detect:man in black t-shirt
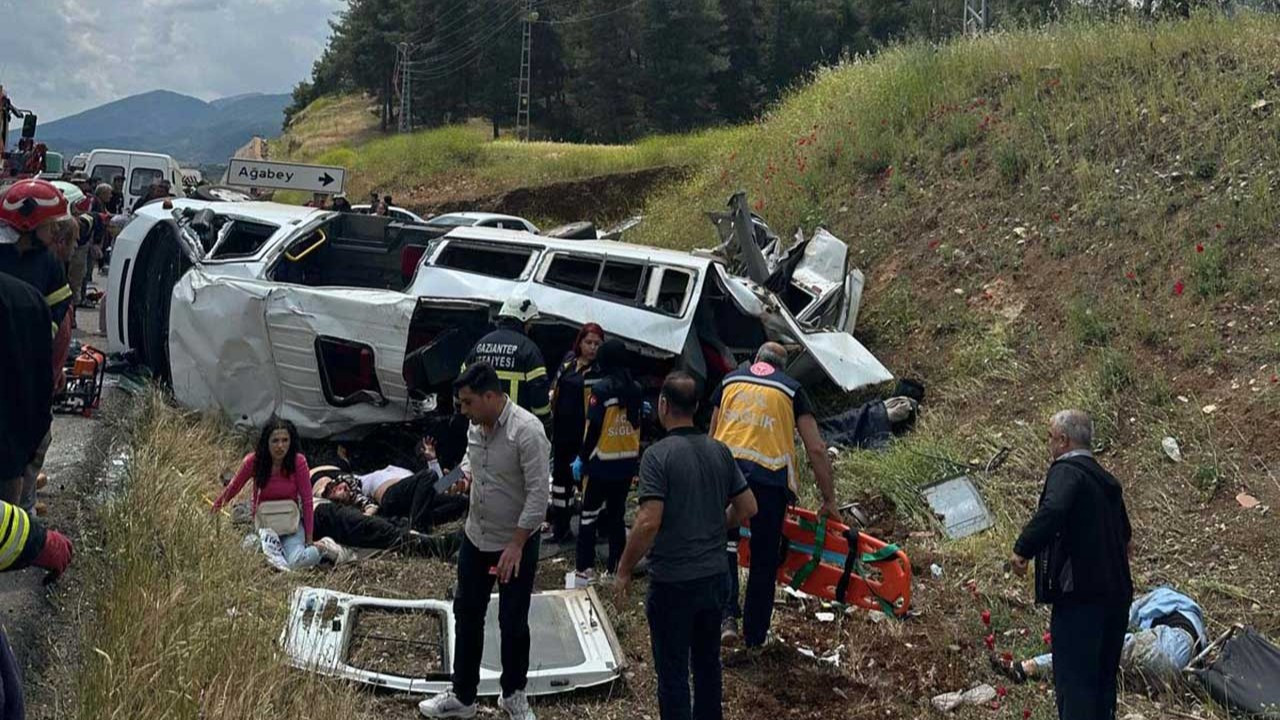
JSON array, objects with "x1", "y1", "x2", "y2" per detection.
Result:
[{"x1": 617, "y1": 372, "x2": 757, "y2": 720}]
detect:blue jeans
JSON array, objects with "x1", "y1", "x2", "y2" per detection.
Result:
[
  {"x1": 279, "y1": 527, "x2": 320, "y2": 570},
  {"x1": 647, "y1": 574, "x2": 725, "y2": 720}
]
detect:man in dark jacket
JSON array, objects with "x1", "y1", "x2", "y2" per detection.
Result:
[
  {"x1": 0, "y1": 272, "x2": 53, "y2": 506},
  {"x1": 462, "y1": 296, "x2": 551, "y2": 422},
  {"x1": 1012, "y1": 409, "x2": 1133, "y2": 720}
]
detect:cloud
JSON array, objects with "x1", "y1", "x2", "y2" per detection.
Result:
[{"x1": 0, "y1": 0, "x2": 344, "y2": 121}]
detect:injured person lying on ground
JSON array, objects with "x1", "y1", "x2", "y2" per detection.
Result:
[
  {"x1": 310, "y1": 469, "x2": 463, "y2": 560},
  {"x1": 313, "y1": 443, "x2": 469, "y2": 534},
  {"x1": 991, "y1": 587, "x2": 1207, "y2": 692}
]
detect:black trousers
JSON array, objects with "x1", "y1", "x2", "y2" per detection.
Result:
[
  {"x1": 647, "y1": 575, "x2": 725, "y2": 720},
  {"x1": 451, "y1": 534, "x2": 540, "y2": 704},
  {"x1": 724, "y1": 483, "x2": 788, "y2": 646},
  {"x1": 313, "y1": 502, "x2": 457, "y2": 558},
  {"x1": 549, "y1": 434, "x2": 582, "y2": 535},
  {"x1": 1050, "y1": 600, "x2": 1129, "y2": 720},
  {"x1": 575, "y1": 475, "x2": 629, "y2": 573},
  {"x1": 378, "y1": 471, "x2": 468, "y2": 533}
]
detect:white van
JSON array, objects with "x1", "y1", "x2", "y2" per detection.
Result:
[{"x1": 85, "y1": 149, "x2": 184, "y2": 212}]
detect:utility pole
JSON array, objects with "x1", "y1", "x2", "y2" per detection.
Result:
[
  {"x1": 397, "y1": 42, "x2": 414, "y2": 133},
  {"x1": 963, "y1": 0, "x2": 988, "y2": 35},
  {"x1": 515, "y1": 0, "x2": 535, "y2": 141}
]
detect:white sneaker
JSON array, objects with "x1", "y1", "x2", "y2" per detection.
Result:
[
  {"x1": 418, "y1": 690, "x2": 476, "y2": 718},
  {"x1": 313, "y1": 537, "x2": 341, "y2": 563},
  {"x1": 498, "y1": 690, "x2": 536, "y2": 720}
]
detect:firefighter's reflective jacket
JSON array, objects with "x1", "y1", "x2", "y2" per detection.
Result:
[
  {"x1": 712, "y1": 362, "x2": 808, "y2": 494},
  {"x1": 579, "y1": 375, "x2": 642, "y2": 481},
  {"x1": 0, "y1": 500, "x2": 45, "y2": 572},
  {"x1": 462, "y1": 323, "x2": 551, "y2": 418}
]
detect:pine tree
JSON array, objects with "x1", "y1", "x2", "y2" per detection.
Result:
[
  {"x1": 562, "y1": 0, "x2": 649, "y2": 142},
  {"x1": 642, "y1": 0, "x2": 730, "y2": 133},
  {"x1": 717, "y1": 0, "x2": 769, "y2": 122}
]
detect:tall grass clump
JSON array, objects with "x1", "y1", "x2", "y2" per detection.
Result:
[{"x1": 75, "y1": 392, "x2": 365, "y2": 719}]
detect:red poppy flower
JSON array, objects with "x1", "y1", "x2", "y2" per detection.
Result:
[
  {"x1": 753, "y1": 198, "x2": 765, "y2": 212},
  {"x1": 1050, "y1": 212, "x2": 1060, "y2": 223},
  {"x1": 1174, "y1": 280, "x2": 1185, "y2": 296},
  {"x1": 1002, "y1": 652, "x2": 1013, "y2": 663},
  {"x1": 981, "y1": 609, "x2": 991, "y2": 626},
  {"x1": 1196, "y1": 244, "x2": 1204, "y2": 253},
  {"x1": 996, "y1": 687, "x2": 1008, "y2": 699},
  {"x1": 1043, "y1": 632, "x2": 1052, "y2": 646},
  {"x1": 1125, "y1": 271, "x2": 1136, "y2": 281},
  {"x1": 1214, "y1": 223, "x2": 1223, "y2": 230},
  {"x1": 1023, "y1": 710, "x2": 1032, "y2": 720},
  {"x1": 985, "y1": 634, "x2": 996, "y2": 650},
  {"x1": 928, "y1": 240, "x2": 940, "y2": 250}
]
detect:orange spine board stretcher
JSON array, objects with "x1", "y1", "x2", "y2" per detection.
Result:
[{"x1": 738, "y1": 507, "x2": 912, "y2": 616}]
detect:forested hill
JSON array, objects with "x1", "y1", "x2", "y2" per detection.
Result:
[{"x1": 289, "y1": 0, "x2": 1074, "y2": 142}]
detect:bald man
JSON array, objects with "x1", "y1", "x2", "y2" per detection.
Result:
[
  {"x1": 711, "y1": 341, "x2": 838, "y2": 650},
  {"x1": 1012, "y1": 410, "x2": 1133, "y2": 720}
]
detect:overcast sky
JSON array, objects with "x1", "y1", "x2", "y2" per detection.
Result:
[{"x1": 0, "y1": 0, "x2": 345, "y2": 121}]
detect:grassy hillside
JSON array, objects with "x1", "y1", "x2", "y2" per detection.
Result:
[
  {"x1": 274, "y1": 95, "x2": 740, "y2": 215},
  {"x1": 628, "y1": 15, "x2": 1280, "y2": 705}
]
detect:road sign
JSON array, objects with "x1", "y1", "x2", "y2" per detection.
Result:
[{"x1": 225, "y1": 158, "x2": 347, "y2": 194}]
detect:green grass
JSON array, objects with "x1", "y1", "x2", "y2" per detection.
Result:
[
  {"x1": 275, "y1": 103, "x2": 742, "y2": 206},
  {"x1": 75, "y1": 394, "x2": 367, "y2": 720}
]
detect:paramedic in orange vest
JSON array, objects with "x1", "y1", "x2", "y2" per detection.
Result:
[
  {"x1": 571, "y1": 338, "x2": 642, "y2": 585},
  {"x1": 712, "y1": 341, "x2": 839, "y2": 649}
]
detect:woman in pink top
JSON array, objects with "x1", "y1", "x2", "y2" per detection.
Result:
[{"x1": 211, "y1": 418, "x2": 322, "y2": 570}]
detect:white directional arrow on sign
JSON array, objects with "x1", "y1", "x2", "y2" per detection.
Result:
[{"x1": 226, "y1": 158, "x2": 348, "y2": 195}]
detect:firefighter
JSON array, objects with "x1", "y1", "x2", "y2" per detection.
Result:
[
  {"x1": 546, "y1": 322, "x2": 604, "y2": 542},
  {"x1": 712, "y1": 341, "x2": 839, "y2": 650},
  {"x1": 0, "y1": 497, "x2": 74, "y2": 719},
  {"x1": 571, "y1": 339, "x2": 641, "y2": 584},
  {"x1": 462, "y1": 296, "x2": 551, "y2": 423}
]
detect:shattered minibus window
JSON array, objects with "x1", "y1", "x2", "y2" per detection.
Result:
[{"x1": 434, "y1": 242, "x2": 535, "y2": 280}]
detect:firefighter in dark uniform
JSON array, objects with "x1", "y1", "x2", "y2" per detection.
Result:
[
  {"x1": 546, "y1": 322, "x2": 604, "y2": 542},
  {"x1": 572, "y1": 339, "x2": 641, "y2": 584},
  {"x1": 461, "y1": 296, "x2": 551, "y2": 423},
  {"x1": 713, "y1": 341, "x2": 840, "y2": 650}
]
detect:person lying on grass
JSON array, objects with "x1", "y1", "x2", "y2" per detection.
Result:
[
  {"x1": 311, "y1": 470, "x2": 463, "y2": 560},
  {"x1": 991, "y1": 586, "x2": 1206, "y2": 693},
  {"x1": 318, "y1": 437, "x2": 468, "y2": 534}
]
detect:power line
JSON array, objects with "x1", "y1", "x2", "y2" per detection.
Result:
[
  {"x1": 402, "y1": 8, "x2": 525, "y2": 81},
  {"x1": 530, "y1": 0, "x2": 644, "y2": 25}
]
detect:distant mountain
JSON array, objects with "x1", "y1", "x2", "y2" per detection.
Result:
[{"x1": 36, "y1": 90, "x2": 290, "y2": 165}]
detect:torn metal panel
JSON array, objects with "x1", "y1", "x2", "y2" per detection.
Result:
[
  {"x1": 920, "y1": 475, "x2": 995, "y2": 539},
  {"x1": 169, "y1": 272, "x2": 418, "y2": 437},
  {"x1": 706, "y1": 191, "x2": 778, "y2": 283},
  {"x1": 281, "y1": 586, "x2": 625, "y2": 697},
  {"x1": 169, "y1": 270, "x2": 279, "y2": 431},
  {"x1": 838, "y1": 269, "x2": 864, "y2": 334},
  {"x1": 788, "y1": 228, "x2": 849, "y2": 327}
]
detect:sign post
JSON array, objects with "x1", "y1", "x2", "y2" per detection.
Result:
[{"x1": 225, "y1": 158, "x2": 347, "y2": 195}]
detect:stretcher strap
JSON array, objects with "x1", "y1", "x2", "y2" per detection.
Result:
[
  {"x1": 821, "y1": 524, "x2": 900, "y2": 618},
  {"x1": 790, "y1": 517, "x2": 826, "y2": 590}
]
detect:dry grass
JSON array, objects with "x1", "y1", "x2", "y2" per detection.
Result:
[{"x1": 74, "y1": 391, "x2": 369, "y2": 720}]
